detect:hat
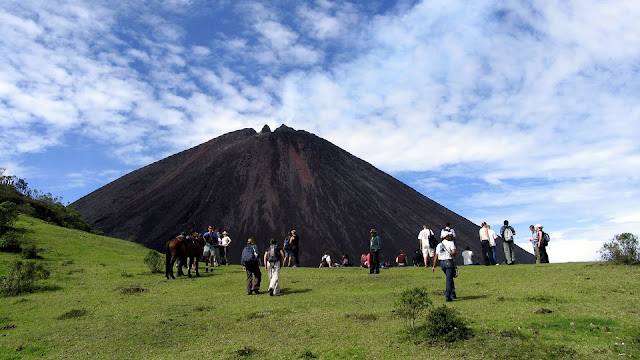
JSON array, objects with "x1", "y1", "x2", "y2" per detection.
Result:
[
  {"x1": 535, "y1": 224, "x2": 542, "y2": 229},
  {"x1": 291, "y1": 229, "x2": 296, "y2": 234},
  {"x1": 370, "y1": 228, "x2": 377, "y2": 233}
]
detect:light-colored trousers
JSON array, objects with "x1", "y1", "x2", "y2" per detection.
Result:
[
  {"x1": 503, "y1": 241, "x2": 515, "y2": 264},
  {"x1": 267, "y1": 261, "x2": 281, "y2": 294}
]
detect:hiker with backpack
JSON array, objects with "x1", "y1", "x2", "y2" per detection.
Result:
[
  {"x1": 264, "y1": 238, "x2": 285, "y2": 296},
  {"x1": 536, "y1": 224, "x2": 550, "y2": 263},
  {"x1": 418, "y1": 224, "x2": 437, "y2": 268},
  {"x1": 241, "y1": 238, "x2": 261, "y2": 295},
  {"x1": 433, "y1": 226, "x2": 457, "y2": 302},
  {"x1": 500, "y1": 220, "x2": 517, "y2": 265}
]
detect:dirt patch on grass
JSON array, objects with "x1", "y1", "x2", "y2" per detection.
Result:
[
  {"x1": 56, "y1": 309, "x2": 87, "y2": 320},
  {"x1": 121, "y1": 286, "x2": 146, "y2": 294}
]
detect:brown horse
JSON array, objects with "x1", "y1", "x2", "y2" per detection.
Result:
[{"x1": 165, "y1": 233, "x2": 205, "y2": 279}]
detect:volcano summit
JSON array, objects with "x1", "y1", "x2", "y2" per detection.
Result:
[{"x1": 72, "y1": 125, "x2": 534, "y2": 266}]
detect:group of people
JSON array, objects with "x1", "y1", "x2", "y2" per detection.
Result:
[
  {"x1": 195, "y1": 220, "x2": 549, "y2": 300},
  {"x1": 239, "y1": 230, "x2": 301, "y2": 296},
  {"x1": 200, "y1": 226, "x2": 232, "y2": 271}
]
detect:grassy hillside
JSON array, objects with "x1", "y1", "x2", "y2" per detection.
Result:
[{"x1": 1, "y1": 216, "x2": 639, "y2": 359}]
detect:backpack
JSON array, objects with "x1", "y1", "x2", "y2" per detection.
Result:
[
  {"x1": 283, "y1": 237, "x2": 291, "y2": 250},
  {"x1": 428, "y1": 230, "x2": 438, "y2": 248},
  {"x1": 542, "y1": 231, "x2": 550, "y2": 246},
  {"x1": 267, "y1": 244, "x2": 279, "y2": 263},
  {"x1": 503, "y1": 227, "x2": 514, "y2": 242},
  {"x1": 241, "y1": 245, "x2": 257, "y2": 264}
]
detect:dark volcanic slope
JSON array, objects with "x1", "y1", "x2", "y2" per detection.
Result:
[{"x1": 72, "y1": 125, "x2": 534, "y2": 266}]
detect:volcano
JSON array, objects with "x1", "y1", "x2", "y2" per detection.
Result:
[{"x1": 72, "y1": 125, "x2": 534, "y2": 266}]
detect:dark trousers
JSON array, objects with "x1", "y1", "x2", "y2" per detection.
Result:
[
  {"x1": 370, "y1": 250, "x2": 380, "y2": 274},
  {"x1": 539, "y1": 245, "x2": 549, "y2": 263},
  {"x1": 245, "y1": 262, "x2": 261, "y2": 294},
  {"x1": 481, "y1": 240, "x2": 495, "y2": 265},
  {"x1": 440, "y1": 260, "x2": 456, "y2": 300},
  {"x1": 291, "y1": 246, "x2": 299, "y2": 266}
]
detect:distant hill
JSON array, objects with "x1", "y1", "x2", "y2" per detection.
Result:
[{"x1": 72, "y1": 125, "x2": 534, "y2": 266}]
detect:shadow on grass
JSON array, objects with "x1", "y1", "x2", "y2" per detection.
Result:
[
  {"x1": 455, "y1": 295, "x2": 489, "y2": 301},
  {"x1": 280, "y1": 287, "x2": 312, "y2": 294}
]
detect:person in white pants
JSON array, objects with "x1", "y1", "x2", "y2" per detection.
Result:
[{"x1": 264, "y1": 238, "x2": 285, "y2": 296}]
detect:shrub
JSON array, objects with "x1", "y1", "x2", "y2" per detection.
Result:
[
  {"x1": 425, "y1": 305, "x2": 472, "y2": 342},
  {"x1": 1, "y1": 260, "x2": 50, "y2": 296},
  {"x1": 599, "y1": 233, "x2": 639, "y2": 264},
  {"x1": 21, "y1": 243, "x2": 42, "y2": 259},
  {"x1": 0, "y1": 201, "x2": 19, "y2": 235},
  {"x1": 395, "y1": 286, "x2": 432, "y2": 331},
  {"x1": 144, "y1": 250, "x2": 163, "y2": 273},
  {"x1": 0, "y1": 231, "x2": 23, "y2": 253}
]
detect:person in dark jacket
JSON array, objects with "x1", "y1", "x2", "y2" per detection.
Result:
[{"x1": 241, "y1": 238, "x2": 261, "y2": 295}]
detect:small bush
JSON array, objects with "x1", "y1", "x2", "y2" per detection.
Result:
[
  {"x1": 425, "y1": 305, "x2": 472, "y2": 342},
  {"x1": 21, "y1": 243, "x2": 42, "y2": 259},
  {"x1": 144, "y1": 250, "x2": 163, "y2": 273},
  {"x1": 395, "y1": 286, "x2": 432, "y2": 331},
  {"x1": 1, "y1": 260, "x2": 50, "y2": 296},
  {"x1": 0, "y1": 231, "x2": 23, "y2": 253},
  {"x1": 599, "y1": 233, "x2": 639, "y2": 264}
]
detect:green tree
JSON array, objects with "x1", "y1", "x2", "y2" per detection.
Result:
[
  {"x1": 0, "y1": 201, "x2": 19, "y2": 235},
  {"x1": 599, "y1": 233, "x2": 639, "y2": 264}
]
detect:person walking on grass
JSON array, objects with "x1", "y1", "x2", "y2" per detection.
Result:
[
  {"x1": 369, "y1": 229, "x2": 381, "y2": 274},
  {"x1": 418, "y1": 224, "x2": 436, "y2": 267},
  {"x1": 264, "y1": 238, "x2": 284, "y2": 296},
  {"x1": 241, "y1": 238, "x2": 261, "y2": 295},
  {"x1": 500, "y1": 220, "x2": 516, "y2": 265},
  {"x1": 432, "y1": 227, "x2": 457, "y2": 302}
]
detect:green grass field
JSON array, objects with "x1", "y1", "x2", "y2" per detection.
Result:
[{"x1": 1, "y1": 215, "x2": 639, "y2": 359}]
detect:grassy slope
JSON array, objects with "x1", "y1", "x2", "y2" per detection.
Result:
[{"x1": 0, "y1": 215, "x2": 639, "y2": 359}]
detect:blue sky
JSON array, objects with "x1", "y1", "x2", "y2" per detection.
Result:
[{"x1": 1, "y1": 0, "x2": 639, "y2": 262}]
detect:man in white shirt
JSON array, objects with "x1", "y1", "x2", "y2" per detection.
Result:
[
  {"x1": 432, "y1": 230, "x2": 457, "y2": 302},
  {"x1": 417, "y1": 224, "x2": 435, "y2": 268}
]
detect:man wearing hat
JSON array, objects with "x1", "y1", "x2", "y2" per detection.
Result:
[{"x1": 369, "y1": 229, "x2": 381, "y2": 274}]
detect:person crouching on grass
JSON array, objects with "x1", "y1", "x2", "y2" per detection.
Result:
[{"x1": 432, "y1": 229, "x2": 457, "y2": 302}]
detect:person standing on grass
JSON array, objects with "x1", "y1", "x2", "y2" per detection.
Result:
[
  {"x1": 487, "y1": 225, "x2": 499, "y2": 265},
  {"x1": 418, "y1": 224, "x2": 436, "y2": 267},
  {"x1": 202, "y1": 225, "x2": 218, "y2": 272},
  {"x1": 479, "y1": 222, "x2": 495, "y2": 265},
  {"x1": 432, "y1": 227, "x2": 457, "y2": 302},
  {"x1": 219, "y1": 230, "x2": 232, "y2": 265},
  {"x1": 369, "y1": 229, "x2": 381, "y2": 274},
  {"x1": 536, "y1": 224, "x2": 549, "y2": 263},
  {"x1": 529, "y1": 224, "x2": 541, "y2": 264},
  {"x1": 500, "y1": 220, "x2": 517, "y2": 265},
  {"x1": 241, "y1": 238, "x2": 261, "y2": 295},
  {"x1": 289, "y1": 229, "x2": 300, "y2": 267},
  {"x1": 264, "y1": 238, "x2": 284, "y2": 296},
  {"x1": 282, "y1": 231, "x2": 292, "y2": 267}
]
